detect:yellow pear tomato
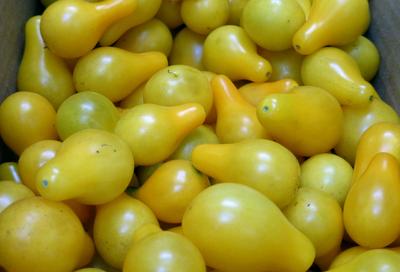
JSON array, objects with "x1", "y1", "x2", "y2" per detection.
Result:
[
  {"x1": 238, "y1": 78, "x2": 298, "y2": 107},
  {"x1": 169, "y1": 28, "x2": 206, "y2": 70},
  {"x1": 344, "y1": 153, "x2": 400, "y2": 248},
  {"x1": 115, "y1": 18, "x2": 173, "y2": 56},
  {"x1": 115, "y1": 103, "x2": 205, "y2": 166},
  {"x1": 241, "y1": 0, "x2": 305, "y2": 51},
  {"x1": 339, "y1": 36, "x2": 380, "y2": 81},
  {"x1": 93, "y1": 194, "x2": 159, "y2": 269},
  {"x1": 124, "y1": 230, "x2": 206, "y2": 272},
  {"x1": 353, "y1": 122, "x2": 400, "y2": 182},
  {"x1": 18, "y1": 140, "x2": 61, "y2": 194},
  {"x1": 0, "y1": 197, "x2": 92, "y2": 272},
  {"x1": 134, "y1": 160, "x2": 210, "y2": 223},
  {"x1": 257, "y1": 85, "x2": 343, "y2": 156},
  {"x1": 330, "y1": 246, "x2": 369, "y2": 269},
  {"x1": 144, "y1": 65, "x2": 213, "y2": 114},
  {"x1": 284, "y1": 187, "x2": 344, "y2": 257},
  {"x1": 156, "y1": 0, "x2": 184, "y2": 29},
  {"x1": 56, "y1": 91, "x2": 120, "y2": 140},
  {"x1": 203, "y1": 25, "x2": 272, "y2": 82},
  {"x1": 0, "y1": 181, "x2": 34, "y2": 213},
  {"x1": 0, "y1": 92, "x2": 58, "y2": 155},
  {"x1": 300, "y1": 153, "x2": 353, "y2": 206},
  {"x1": 192, "y1": 139, "x2": 300, "y2": 208},
  {"x1": 182, "y1": 183, "x2": 315, "y2": 272},
  {"x1": 335, "y1": 98, "x2": 399, "y2": 165},
  {"x1": 73, "y1": 47, "x2": 167, "y2": 102},
  {"x1": 36, "y1": 129, "x2": 134, "y2": 205},
  {"x1": 212, "y1": 75, "x2": 269, "y2": 143},
  {"x1": 326, "y1": 249, "x2": 400, "y2": 272},
  {"x1": 181, "y1": 0, "x2": 229, "y2": 35}
]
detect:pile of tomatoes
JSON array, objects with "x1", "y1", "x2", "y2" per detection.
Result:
[{"x1": 1, "y1": 0, "x2": 400, "y2": 271}]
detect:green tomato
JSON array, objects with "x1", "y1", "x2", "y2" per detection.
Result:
[{"x1": 56, "y1": 92, "x2": 120, "y2": 140}]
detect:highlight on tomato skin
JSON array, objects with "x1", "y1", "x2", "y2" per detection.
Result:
[{"x1": 1, "y1": 0, "x2": 400, "y2": 271}]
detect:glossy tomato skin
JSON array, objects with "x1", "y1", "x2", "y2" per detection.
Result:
[
  {"x1": 192, "y1": 139, "x2": 301, "y2": 209},
  {"x1": 326, "y1": 249, "x2": 400, "y2": 272},
  {"x1": 181, "y1": 0, "x2": 229, "y2": 35},
  {"x1": 352, "y1": 122, "x2": 400, "y2": 182},
  {"x1": 284, "y1": 187, "x2": 344, "y2": 258},
  {"x1": 115, "y1": 18, "x2": 173, "y2": 56},
  {"x1": 123, "y1": 231, "x2": 206, "y2": 272},
  {"x1": 36, "y1": 129, "x2": 134, "y2": 205},
  {"x1": 0, "y1": 197, "x2": 92, "y2": 272},
  {"x1": 93, "y1": 194, "x2": 159, "y2": 269},
  {"x1": 56, "y1": 91, "x2": 120, "y2": 140},
  {"x1": 0, "y1": 181, "x2": 34, "y2": 213},
  {"x1": 144, "y1": 65, "x2": 213, "y2": 115},
  {"x1": 344, "y1": 153, "x2": 400, "y2": 248},
  {"x1": 300, "y1": 153, "x2": 353, "y2": 206},
  {"x1": 0, "y1": 92, "x2": 58, "y2": 155},
  {"x1": 134, "y1": 160, "x2": 210, "y2": 223},
  {"x1": 182, "y1": 183, "x2": 315, "y2": 272},
  {"x1": 18, "y1": 139, "x2": 61, "y2": 194},
  {"x1": 334, "y1": 98, "x2": 399, "y2": 165},
  {"x1": 0, "y1": 162, "x2": 22, "y2": 183}
]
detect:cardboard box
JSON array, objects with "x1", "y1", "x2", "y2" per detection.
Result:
[{"x1": 0, "y1": 0, "x2": 399, "y2": 161}]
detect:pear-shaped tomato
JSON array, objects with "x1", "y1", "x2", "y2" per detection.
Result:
[
  {"x1": 344, "y1": 153, "x2": 400, "y2": 248},
  {"x1": 257, "y1": 86, "x2": 343, "y2": 156},
  {"x1": 182, "y1": 183, "x2": 315, "y2": 272},
  {"x1": 36, "y1": 129, "x2": 134, "y2": 205},
  {"x1": 114, "y1": 103, "x2": 205, "y2": 166},
  {"x1": 192, "y1": 139, "x2": 300, "y2": 208}
]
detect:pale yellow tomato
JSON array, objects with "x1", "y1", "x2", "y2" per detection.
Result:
[
  {"x1": 300, "y1": 153, "x2": 353, "y2": 206},
  {"x1": 182, "y1": 183, "x2": 315, "y2": 272},
  {"x1": 123, "y1": 231, "x2": 206, "y2": 272},
  {"x1": 93, "y1": 194, "x2": 159, "y2": 269},
  {"x1": 0, "y1": 181, "x2": 34, "y2": 213}
]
